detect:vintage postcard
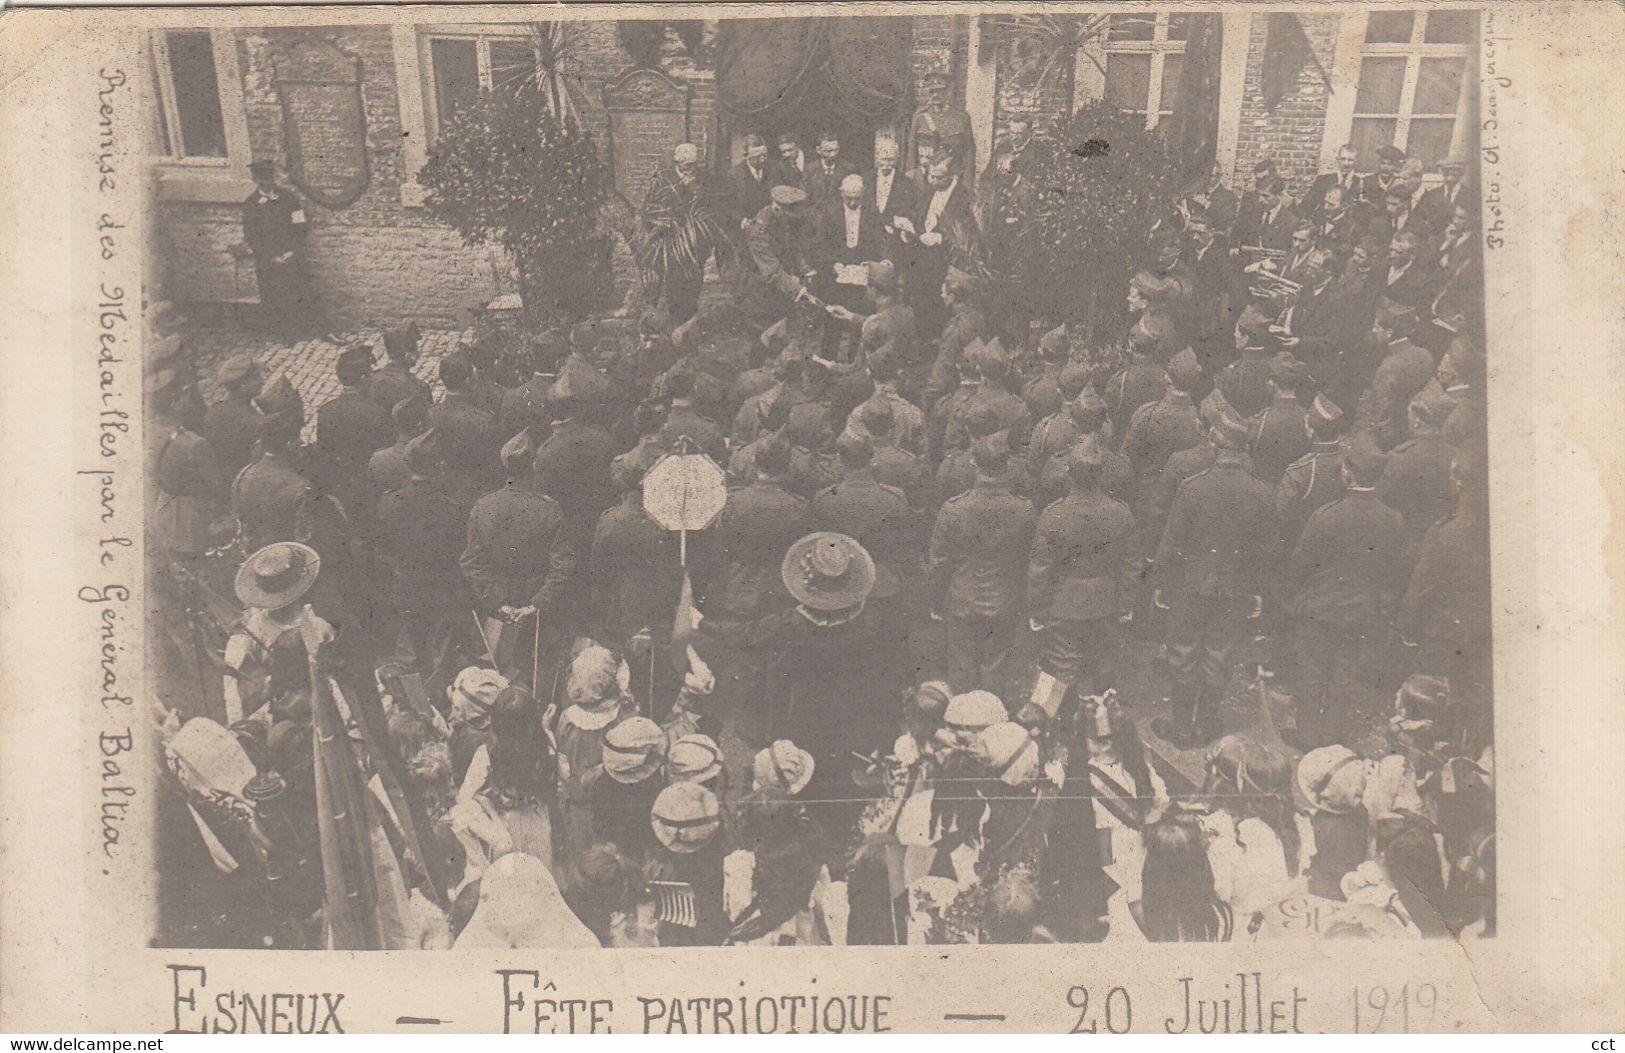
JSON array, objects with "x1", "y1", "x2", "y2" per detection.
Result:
[{"x1": 0, "y1": 0, "x2": 1620, "y2": 1034}]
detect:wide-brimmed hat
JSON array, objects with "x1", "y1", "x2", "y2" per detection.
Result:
[
  {"x1": 449, "y1": 667, "x2": 509, "y2": 725},
  {"x1": 781, "y1": 531, "x2": 875, "y2": 613},
  {"x1": 650, "y1": 781, "x2": 722, "y2": 852},
  {"x1": 666, "y1": 734, "x2": 724, "y2": 785},
  {"x1": 602, "y1": 717, "x2": 665, "y2": 784},
  {"x1": 1297, "y1": 744, "x2": 1367, "y2": 814},
  {"x1": 234, "y1": 542, "x2": 321, "y2": 610},
  {"x1": 752, "y1": 739, "x2": 816, "y2": 796},
  {"x1": 945, "y1": 690, "x2": 1007, "y2": 731}
]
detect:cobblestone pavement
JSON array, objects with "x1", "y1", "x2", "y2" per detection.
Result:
[{"x1": 186, "y1": 323, "x2": 475, "y2": 441}]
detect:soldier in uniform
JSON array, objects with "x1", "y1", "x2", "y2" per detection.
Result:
[
  {"x1": 1027, "y1": 436, "x2": 1140, "y2": 694},
  {"x1": 1274, "y1": 393, "x2": 1348, "y2": 550},
  {"x1": 1151, "y1": 412, "x2": 1275, "y2": 748},
  {"x1": 152, "y1": 373, "x2": 229, "y2": 568},
  {"x1": 1020, "y1": 325, "x2": 1072, "y2": 423},
  {"x1": 1123, "y1": 347, "x2": 1205, "y2": 487},
  {"x1": 1378, "y1": 387, "x2": 1460, "y2": 540},
  {"x1": 1354, "y1": 300, "x2": 1433, "y2": 450},
  {"x1": 368, "y1": 396, "x2": 428, "y2": 502},
  {"x1": 588, "y1": 451, "x2": 680, "y2": 709},
  {"x1": 738, "y1": 184, "x2": 818, "y2": 327},
  {"x1": 940, "y1": 340, "x2": 1031, "y2": 466},
  {"x1": 1034, "y1": 388, "x2": 1135, "y2": 510},
  {"x1": 935, "y1": 399, "x2": 1030, "y2": 505},
  {"x1": 429, "y1": 354, "x2": 500, "y2": 490},
  {"x1": 691, "y1": 437, "x2": 809, "y2": 747},
  {"x1": 497, "y1": 331, "x2": 564, "y2": 442},
  {"x1": 655, "y1": 364, "x2": 728, "y2": 463},
  {"x1": 231, "y1": 412, "x2": 313, "y2": 553},
  {"x1": 313, "y1": 343, "x2": 391, "y2": 523},
  {"x1": 923, "y1": 267, "x2": 990, "y2": 408},
  {"x1": 1287, "y1": 438, "x2": 1410, "y2": 749},
  {"x1": 844, "y1": 343, "x2": 925, "y2": 454},
  {"x1": 1216, "y1": 305, "x2": 1278, "y2": 418},
  {"x1": 1026, "y1": 365, "x2": 1094, "y2": 478},
  {"x1": 1244, "y1": 352, "x2": 1312, "y2": 485},
  {"x1": 370, "y1": 324, "x2": 431, "y2": 415},
  {"x1": 203, "y1": 353, "x2": 264, "y2": 482},
  {"x1": 375, "y1": 431, "x2": 468, "y2": 671},
  {"x1": 1105, "y1": 328, "x2": 1171, "y2": 442},
  {"x1": 927, "y1": 433, "x2": 1037, "y2": 694},
  {"x1": 855, "y1": 399, "x2": 930, "y2": 509},
  {"x1": 459, "y1": 431, "x2": 577, "y2": 685}
]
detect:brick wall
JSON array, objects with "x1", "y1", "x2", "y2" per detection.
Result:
[{"x1": 1233, "y1": 13, "x2": 1341, "y2": 197}]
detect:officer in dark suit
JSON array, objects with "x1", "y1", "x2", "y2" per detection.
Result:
[
  {"x1": 1028, "y1": 436, "x2": 1140, "y2": 694},
  {"x1": 1274, "y1": 394, "x2": 1348, "y2": 550},
  {"x1": 1152, "y1": 411, "x2": 1276, "y2": 747},
  {"x1": 927, "y1": 433, "x2": 1037, "y2": 693},
  {"x1": 203, "y1": 353, "x2": 264, "y2": 482},
  {"x1": 1230, "y1": 158, "x2": 1278, "y2": 250},
  {"x1": 1244, "y1": 353, "x2": 1312, "y2": 486},
  {"x1": 428, "y1": 354, "x2": 500, "y2": 503},
  {"x1": 242, "y1": 160, "x2": 310, "y2": 336},
  {"x1": 369, "y1": 324, "x2": 431, "y2": 414},
  {"x1": 459, "y1": 431, "x2": 577, "y2": 681},
  {"x1": 1288, "y1": 437, "x2": 1410, "y2": 748},
  {"x1": 1215, "y1": 305, "x2": 1280, "y2": 419}
]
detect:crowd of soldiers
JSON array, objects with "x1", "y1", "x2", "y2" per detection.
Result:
[{"x1": 144, "y1": 124, "x2": 1493, "y2": 949}]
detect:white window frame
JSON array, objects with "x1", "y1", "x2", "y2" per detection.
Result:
[
  {"x1": 1321, "y1": 11, "x2": 1474, "y2": 180},
  {"x1": 1075, "y1": 12, "x2": 1188, "y2": 130},
  {"x1": 150, "y1": 29, "x2": 252, "y2": 199},
  {"x1": 416, "y1": 25, "x2": 540, "y2": 148}
]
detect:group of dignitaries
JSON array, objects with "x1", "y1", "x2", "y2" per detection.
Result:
[{"x1": 144, "y1": 130, "x2": 1493, "y2": 950}]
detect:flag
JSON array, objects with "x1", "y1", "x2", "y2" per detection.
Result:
[{"x1": 1261, "y1": 13, "x2": 1331, "y2": 111}]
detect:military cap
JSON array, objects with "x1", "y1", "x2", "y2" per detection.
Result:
[
  {"x1": 971, "y1": 431, "x2": 1010, "y2": 472},
  {"x1": 978, "y1": 337, "x2": 1010, "y2": 376},
  {"x1": 404, "y1": 428, "x2": 442, "y2": 474},
  {"x1": 1269, "y1": 352, "x2": 1308, "y2": 387},
  {"x1": 866, "y1": 258, "x2": 898, "y2": 293},
  {"x1": 836, "y1": 429, "x2": 874, "y2": 465},
  {"x1": 770, "y1": 184, "x2": 808, "y2": 207},
  {"x1": 1344, "y1": 435, "x2": 1388, "y2": 479},
  {"x1": 1209, "y1": 411, "x2": 1251, "y2": 451},
  {"x1": 216, "y1": 353, "x2": 258, "y2": 387},
  {"x1": 1237, "y1": 304, "x2": 1274, "y2": 340},
  {"x1": 1169, "y1": 346, "x2": 1204, "y2": 386},
  {"x1": 254, "y1": 374, "x2": 301, "y2": 421},
  {"x1": 500, "y1": 428, "x2": 535, "y2": 474},
  {"x1": 1058, "y1": 361, "x2": 1092, "y2": 400},
  {"x1": 1068, "y1": 386, "x2": 1108, "y2": 431},
  {"x1": 1038, "y1": 323, "x2": 1069, "y2": 361},
  {"x1": 1309, "y1": 393, "x2": 1344, "y2": 427},
  {"x1": 858, "y1": 397, "x2": 895, "y2": 433},
  {"x1": 611, "y1": 445, "x2": 655, "y2": 490},
  {"x1": 336, "y1": 342, "x2": 375, "y2": 377},
  {"x1": 1068, "y1": 433, "x2": 1109, "y2": 471},
  {"x1": 257, "y1": 410, "x2": 302, "y2": 447}
]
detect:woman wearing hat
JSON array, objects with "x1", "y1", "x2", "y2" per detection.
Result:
[
  {"x1": 648, "y1": 781, "x2": 729, "y2": 946},
  {"x1": 222, "y1": 542, "x2": 326, "y2": 725},
  {"x1": 449, "y1": 686, "x2": 558, "y2": 892}
]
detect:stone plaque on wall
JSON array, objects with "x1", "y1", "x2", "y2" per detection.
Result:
[
  {"x1": 603, "y1": 68, "x2": 691, "y2": 208},
  {"x1": 273, "y1": 38, "x2": 370, "y2": 208}
]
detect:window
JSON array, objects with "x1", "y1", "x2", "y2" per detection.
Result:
[
  {"x1": 1348, "y1": 10, "x2": 1474, "y2": 169},
  {"x1": 153, "y1": 30, "x2": 229, "y2": 160},
  {"x1": 1101, "y1": 13, "x2": 1188, "y2": 128},
  {"x1": 420, "y1": 29, "x2": 541, "y2": 144}
]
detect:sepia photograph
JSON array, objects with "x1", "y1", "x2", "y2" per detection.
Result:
[{"x1": 133, "y1": 4, "x2": 1497, "y2": 954}]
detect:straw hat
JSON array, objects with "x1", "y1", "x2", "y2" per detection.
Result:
[
  {"x1": 751, "y1": 739, "x2": 816, "y2": 796},
  {"x1": 233, "y1": 542, "x2": 320, "y2": 611},
  {"x1": 650, "y1": 782, "x2": 721, "y2": 853}
]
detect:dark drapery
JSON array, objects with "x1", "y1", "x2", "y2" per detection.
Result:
[
  {"x1": 1168, "y1": 13, "x2": 1224, "y2": 180},
  {"x1": 717, "y1": 17, "x2": 910, "y2": 131}
]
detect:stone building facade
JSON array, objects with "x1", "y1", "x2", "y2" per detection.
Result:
[{"x1": 148, "y1": 9, "x2": 1476, "y2": 327}]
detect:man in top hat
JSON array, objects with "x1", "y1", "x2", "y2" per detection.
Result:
[
  {"x1": 1288, "y1": 436, "x2": 1410, "y2": 749},
  {"x1": 1152, "y1": 410, "x2": 1276, "y2": 747},
  {"x1": 1355, "y1": 300, "x2": 1434, "y2": 450},
  {"x1": 1028, "y1": 436, "x2": 1140, "y2": 695},
  {"x1": 1378, "y1": 387, "x2": 1461, "y2": 539},
  {"x1": 204, "y1": 353, "x2": 265, "y2": 482},
  {"x1": 314, "y1": 343, "x2": 391, "y2": 503},
  {"x1": 459, "y1": 430, "x2": 577, "y2": 680},
  {"x1": 375, "y1": 430, "x2": 469, "y2": 669},
  {"x1": 739, "y1": 184, "x2": 819, "y2": 325},
  {"x1": 1123, "y1": 347, "x2": 1205, "y2": 486},
  {"x1": 1275, "y1": 393, "x2": 1349, "y2": 550},
  {"x1": 242, "y1": 159, "x2": 311, "y2": 337},
  {"x1": 370, "y1": 323, "x2": 431, "y2": 414},
  {"x1": 1244, "y1": 352, "x2": 1312, "y2": 486},
  {"x1": 928, "y1": 433, "x2": 1037, "y2": 693}
]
